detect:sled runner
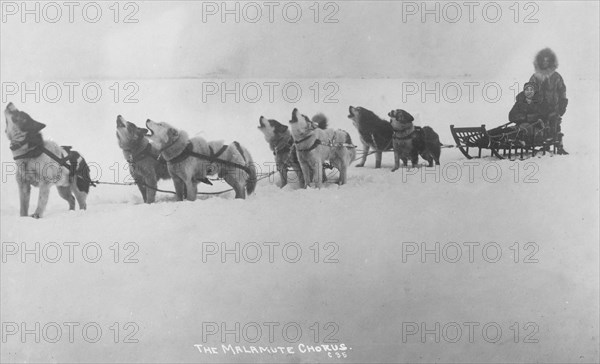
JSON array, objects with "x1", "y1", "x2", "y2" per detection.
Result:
[{"x1": 450, "y1": 121, "x2": 561, "y2": 160}]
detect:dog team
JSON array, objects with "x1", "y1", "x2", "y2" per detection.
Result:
[{"x1": 5, "y1": 102, "x2": 443, "y2": 218}]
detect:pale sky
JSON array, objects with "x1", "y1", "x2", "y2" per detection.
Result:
[{"x1": 1, "y1": 1, "x2": 598, "y2": 81}]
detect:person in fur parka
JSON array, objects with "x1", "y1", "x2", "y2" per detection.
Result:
[{"x1": 529, "y1": 48, "x2": 568, "y2": 154}]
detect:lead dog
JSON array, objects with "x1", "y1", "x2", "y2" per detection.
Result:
[
  {"x1": 347, "y1": 106, "x2": 394, "y2": 168},
  {"x1": 116, "y1": 115, "x2": 171, "y2": 203},
  {"x1": 146, "y1": 119, "x2": 256, "y2": 200},
  {"x1": 388, "y1": 109, "x2": 441, "y2": 170},
  {"x1": 4, "y1": 103, "x2": 90, "y2": 218},
  {"x1": 289, "y1": 108, "x2": 355, "y2": 188}
]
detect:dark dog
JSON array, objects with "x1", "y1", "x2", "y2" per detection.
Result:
[
  {"x1": 388, "y1": 109, "x2": 441, "y2": 170},
  {"x1": 116, "y1": 115, "x2": 171, "y2": 203},
  {"x1": 257, "y1": 116, "x2": 304, "y2": 188},
  {"x1": 347, "y1": 106, "x2": 394, "y2": 168}
]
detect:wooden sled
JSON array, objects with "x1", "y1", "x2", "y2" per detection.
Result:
[{"x1": 450, "y1": 122, "x2": 561, "y2": 160}]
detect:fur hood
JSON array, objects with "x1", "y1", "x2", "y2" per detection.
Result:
[{"x1": 533, "y1": 48, "x2": 558, "y2": 76}]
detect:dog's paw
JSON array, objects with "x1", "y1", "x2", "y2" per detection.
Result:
[
  {"x1": 30, "y1": 213, "x2": 41, "y2": 219},
  {"x1": 391, "y1": 167, "x2": 398, "y2": 172},
  {"x1": 355, "y1": 163, "x2": 364, "y2": 168}
]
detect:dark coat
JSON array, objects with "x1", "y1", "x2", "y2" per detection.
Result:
[
  {"x1": 509, "y1": 91, "x2": 550, "y2": 125},
  {"x1": 529, "y1": 48, "x2": 568, "y2": 116}
]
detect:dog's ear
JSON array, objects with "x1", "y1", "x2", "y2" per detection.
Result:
[
  {"x1": 401, "y1": 110, "x2": 414, "y2": 123},
  {"x1": 23, "y1": 117, "x2": 46, "y2": 133},
  {"x1": 274, "y1": 122, "x2": 288, "y2": 133},
  {"x1": 167, "y1": 128, "x2": 179, "y2": 140},
  {"x1": 126, "y1": 121, "x2": 137, "y2": 133}
]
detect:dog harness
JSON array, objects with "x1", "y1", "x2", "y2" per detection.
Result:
[
  {"x1": 12, "y1": 141, "x2": 96, "y2": 189},
  {"x1": 12, "y1": 146, "x2": 44, "y2": 159},
  {"x1": 295, "y1": 133, "x2": 356, "y2": 152},
  {"x1": 269, "y1": 136, "x2": 300, "y2": 171},
  {"x1": 10, "y1": 133, "x2": 45, "y2": 158},
  {"x1": 272, "y1": 136, "x2": 294, "y2": 156},
  {"x1": 164, "y1": 141, "x2": 253, "y2": 176},
  {"x1": 370, "y1": 133, "x2": 393, "y2": 151},
  {"x1": 296, "y1": 138, "x2": 322, "y2": 152},
  {"x1": 393, "y1": 126, "x2": 420, "y2": 140}
]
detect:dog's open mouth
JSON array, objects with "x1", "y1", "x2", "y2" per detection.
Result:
[
  {"x1": 348, "y1": 106, "x2": 354, "y2": 118},
  {"x1": 116, "y1": 115, "x2": 125, "y2": 128},
  {"x1": 145, "y1": 120, "x2": 155, "y2": 136},
  {"x1": 290, "y1": 108, "x2": 299, "y2": 123}
]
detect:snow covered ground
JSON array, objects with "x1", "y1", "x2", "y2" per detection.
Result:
[{"x1": 1, "y1": 77, "x2": 598, "y2": 363}]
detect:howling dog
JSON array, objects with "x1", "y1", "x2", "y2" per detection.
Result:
[
  {"x1": 289, "y1": 108, "x2": 355, "y2": 188},
  {"x1": 257, "y1": 116, "x2": 304, "y2": 188},
  {"x1": 388, "y1": 109, "x2": 442, "y2": 170},
  {"x1": 116, "y1": 115, "x2": 171, "y2": 203},
  {"x1": 347, "y1": 106, "x2": 394, "y2": 168},
  {"x1": 4, "y1": 103, "x2": 91, "y2": 218},
  {"x1": 146, "y1": 119, "x2": 256, "y2": 200},
  {"x1": 258, "y1": 116, "x2": 328, "y2": 188}
]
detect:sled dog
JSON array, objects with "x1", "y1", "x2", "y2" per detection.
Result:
[
  {"x1": 388, "y1": 109, "x2": 441, "y2": 170},
  {"x1": 347, "y1": 106, "x2": 394, "y2": 168},
  {"x1": 116, "y1": 115, "x2": 172, "y2": 203},
  {"x1": 4, "y1": 102, "x2": 90, "y2": 218},
  {"x1": 146, "y1": 119, "x2": 256, "y2": 200},
  {"x1": 289, "y1": 108, "x2": 355, "y2": 188},
  {"x1": 258, "y1": 115, "x2": 329, "y2": 188}
]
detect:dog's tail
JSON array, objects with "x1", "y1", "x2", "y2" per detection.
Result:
[
  {"x1": 345, "y1": 132, "x2": 357, "y2": 161},
  {"x1": 312, "y1": 113, "x2": 328, "y2": 129},
  {"x1": 233, "y1": 141, "x2": 257, "y2": 195},
  {"x1": 246, "y1": 158, "x2": 257, "y2": 196},
  {"x1": 71, "y1": 152, "x2": 92, "y2": 193}
]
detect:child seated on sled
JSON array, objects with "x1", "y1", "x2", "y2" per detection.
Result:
[
  {"x1": 486, "y1": 82, "x2": 550, "y2": 147},
  {"x1": 507, "y1": 82, "x2": 551, "y2": 144}
]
